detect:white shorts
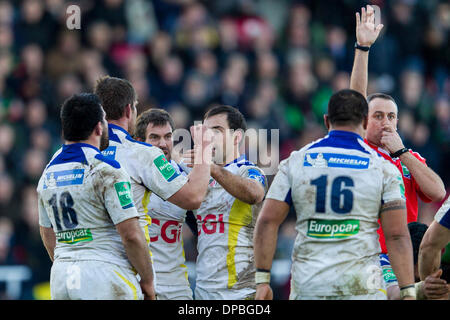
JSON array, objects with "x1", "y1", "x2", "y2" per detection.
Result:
[
  {"x1": 156, "y1": 285, "x2": 193, "y2": 300},
  {"x1": 194, "y1": 286, "x2": 255, "y2": 300},
  {"x1": 50, "y1": 260, "x2": 143, "y2": 300},
  {"x1": 290, "y1": 290, "x2": 387, "y2": 300}
]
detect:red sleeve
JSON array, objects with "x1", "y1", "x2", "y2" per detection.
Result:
[{"x1": 410, "y1": 151, "x2": 432, "y2": 203}]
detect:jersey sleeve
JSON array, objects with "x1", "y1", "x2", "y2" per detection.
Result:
[
  {"x1": 38, "y1": 195, "x2": 52, "y2": 228},
  {"x1": 409, "y1": 151, "x2": 432, "y2": 203},
  {"x1": 434, "y1": 198, "x2": 450, "y2": 230},
  {"x1": 138, "y1": 147, "x2": 188, "y2": 200},
  {"x1": 102, "y1": 166, "x2": 140, "y2": 225},
  {"x1": 265, "y1": 158, "x2": 292, "y2": 206},
  {"x1": 37, "y1": 176, "x2": 52, "y2": 228},
  {"x1": 238, "y1": 164, "x2": 268, "y2": 193},
  {"x1": 381, "y1": 160, "x2": 406, "y2": 204}
]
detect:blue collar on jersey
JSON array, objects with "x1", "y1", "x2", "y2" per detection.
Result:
[
  {"x1": 224, "y1": 154, "x2": 250, "y2": 167},
  {"x1": 108, "y1": 123, "x2": 153, "y2": 147},
  {"x1": 47, "y1": 143, "x2": 100, "y2": 168},
  {"x1": 108, "y1": 123, "x2": 128, "y2": 143},
  {"x1": 308, "y1": 130, "x2": 369, "y2": 154},
  {"x1": 328, "y1": 130, "x2": 364, "y2": 140}
]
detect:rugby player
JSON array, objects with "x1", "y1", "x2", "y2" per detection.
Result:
[
  {"x1": 38, "y1": 93, "x2": 155, "y2": 300},
  {"x1": 183, "y1": 105, "x2": 267, "y2": 300},
  {"x1": 133, "y1": 108, "x2": 193, "y2": 300},
  {"x1": 418, "y1": 197, "x2": 450, "y2": 299},
  {"x1": 349, "y1": 5, "x2": 446, "y2": 298},
  {"x1": 94, "y1": 77, "x2": 212, "y2": 297},
  {"x1": 254, "y1": 89, "x2": 416, "y2": 300}
]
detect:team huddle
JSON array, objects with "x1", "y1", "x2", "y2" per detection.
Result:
[{"x1": 36, "y1": 6, "x2": 450, "y2": 300}]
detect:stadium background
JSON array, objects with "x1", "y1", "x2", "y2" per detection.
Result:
[{"x1": 0, "y1": 0, "x2": 448, "y2": 300}]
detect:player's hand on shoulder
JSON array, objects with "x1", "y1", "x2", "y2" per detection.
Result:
[{"x1": 255, "y1": 283, "x2": 273, "y2": 300}]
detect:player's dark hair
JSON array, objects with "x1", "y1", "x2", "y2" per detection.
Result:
[
  {"x1": 367, "y1": 93, "x2": 397, "y2": 105},
  {"x1": 60, "y1": 93, "x2": 104, "y2": 142},
  {"x1": 204, "y1": 104, "x2": 247, "y2": 131},
  {"x1": 94, "y1": 76, "x2": 136, "y2": 120},
  {"x1": 408, "y1": 222, "x2": 429, "y2": 265},
  {"x1": 134, "y1": 108, "x2": 175, "y2": 141},
  {"x1": 327, "y1": 89, "x2": 368, "y2": 126}
]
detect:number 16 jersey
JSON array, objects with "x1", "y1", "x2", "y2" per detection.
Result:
[{"x1": 266, "y1": 130, "x2": 405, "y2": 298}]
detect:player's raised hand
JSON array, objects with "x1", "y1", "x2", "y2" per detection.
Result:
[
  {"x1": 181, "y1": 149, "x2": 195, "y2": 168},
  {"x1": 255, "y1": 283, "x2": 273, "y2": 300},
  {"x1": 356, "y1": 5, "x2": 384, "y2": 47},
  {"x1": 190, "y1": 124, "x2": 213, "y2": 149}
]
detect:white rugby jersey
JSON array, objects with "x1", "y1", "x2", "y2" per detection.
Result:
[
  {"x1": 194, "y1": 155, "x2": 267, "y2": 296},
  {"x1": 434, "y1": 197, "x2": 450, "y2": 230},
  {"x1": 147, "y1": 160, "x2": 190, "y2": 288},
  {"x1": 266, "y1": 130, "x2": 406, "y2": 297},
  {"x1": 101, "y1": 124, "x2": 188, "y2": 231},
  {"x1": 37, "y1": 143, "x2": 139, "y2": 269}
]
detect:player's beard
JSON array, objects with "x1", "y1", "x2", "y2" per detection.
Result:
[{"x1": 99, "y1": 123, "x2": 109, "y2": 151}]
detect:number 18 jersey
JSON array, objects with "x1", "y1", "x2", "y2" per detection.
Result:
[
  {"x1": 37, "y1": 143, "x2": 139, "y2": 270},
  {"x1": 266, "y1": 130, "x2": 405, "y2": 298}
]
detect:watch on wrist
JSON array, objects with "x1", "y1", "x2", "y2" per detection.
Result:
[
  {"x1": 390, "y1": 147, "x2": 409, "y2": 158},
  {"x1": 354, "y1": 42, "x2": 370, "y2": 51}
]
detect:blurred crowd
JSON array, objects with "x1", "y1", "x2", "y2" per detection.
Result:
[{"x1": 0, "y1": 0, "x2": 448, "y2": 299}]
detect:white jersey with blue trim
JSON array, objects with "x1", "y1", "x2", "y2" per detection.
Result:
[
  {"x1": 266, "y1": 130, "x2": 406, "y2": 298},
  {"x1": 101, "y1": 124, "x2": 188, "y2": 230},
  {"x1": 434, "y1": 197, "x2": 450, "y2": 230},
  {"x1": 147, "y1": 160, "x2": 190, "y2": 288},
  {"x1": 193, "y1": 155, "x2": 267, "y2": 297},
  {"x1": 37, "y1": 143, "x2": 139, "y2": 269}
]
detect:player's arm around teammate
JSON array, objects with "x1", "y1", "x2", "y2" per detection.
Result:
[{"x1": 418, "y1": 198, "x2": 450, "y2": 299}]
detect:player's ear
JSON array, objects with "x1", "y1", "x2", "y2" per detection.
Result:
[
  {"x1": 323, "y1": 114, "x2": 330, "y2": 130},
  {"x1": 124, "y1": 104, "x2": 131, "y2": 119},
  {"x1": 234, "y1": 129, "x2": 244, "y2": 146},
  {"x1": 94, "y1": 121, "x2": 103, "y2": 136},
  {"x1": 363, "y1": 115, "x2": 368, "y2": 130}
]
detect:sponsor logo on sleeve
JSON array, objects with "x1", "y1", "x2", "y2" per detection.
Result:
[
  {"x1": 248, "y1": 168, "x2": 266, "y2": 187},
  {"x1": 101, "y1": 146, "x2": 117, "y2": 160},
  {"x1": 153, "y1": 154, "x2": 179, "y2": 182},
  {"x1": 397, "y1": 175, "x2": 406, "y2": 200},
  {"x1": 400, "y1": 163, "x2": 411, "y2": 179},
  {"x1": 114, "y1": 181, "x2": 134, "y2": 209}
]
